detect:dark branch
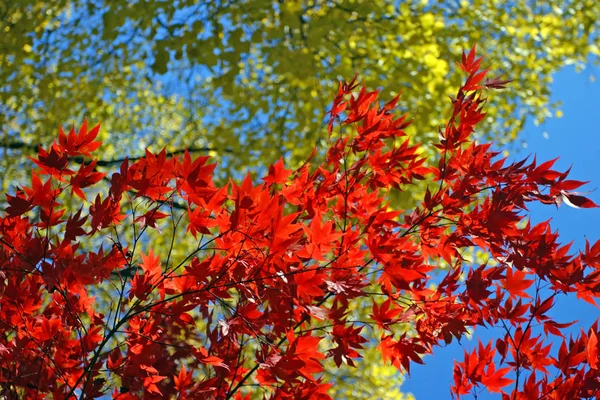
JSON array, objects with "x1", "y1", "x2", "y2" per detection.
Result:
[{"x1": 0, "y1": 140, "x2": 234, "y2": 166}]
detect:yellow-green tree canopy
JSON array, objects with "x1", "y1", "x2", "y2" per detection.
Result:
[{"x1": 2, "y1": 0, "x2": 599, "y2": 190}]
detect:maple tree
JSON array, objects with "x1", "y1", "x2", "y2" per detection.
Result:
[{"x1": 1, "y1": 48, "x2": 600, "y2": 399}]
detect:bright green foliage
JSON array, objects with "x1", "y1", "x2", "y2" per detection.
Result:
[
  {"x1": 2, "y1": 1, "x2": 599, "y2": 188},
  {"x1": 1, "y1": 0, "x2": 598, "y2": 396},
  {"x1": 322, "y1": 290, "x2": 417, "y2": 399},
  {"x1": 326, "y1": 351, "x2": 416, "y2": 400}
]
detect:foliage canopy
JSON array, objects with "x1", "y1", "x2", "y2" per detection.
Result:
[
  {"x1": 1, "y1": 0, "x2": 599, "y2": 193},
  {"x1": 1, "y1": 49, "x2": 600, "y2": 399}
]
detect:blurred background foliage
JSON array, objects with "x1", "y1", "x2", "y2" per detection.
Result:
[
  {"x1": 2, "y1": 0, "x2": 599, "y2": 189},
  {"x1": 1, "y1": 0, "x2": 598, "y2": 398}
]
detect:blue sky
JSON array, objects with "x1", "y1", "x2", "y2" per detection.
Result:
[{"x1": 402, "y1": 65, "x2": 600, "y2": 398}]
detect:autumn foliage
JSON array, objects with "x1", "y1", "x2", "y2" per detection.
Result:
[{"x1": 1, "y1": 48, "x2": 600, "y2": 399}]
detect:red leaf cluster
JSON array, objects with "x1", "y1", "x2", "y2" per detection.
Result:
[{"x1": 0, "y1": 47, "x2": 598, "y2": 399}]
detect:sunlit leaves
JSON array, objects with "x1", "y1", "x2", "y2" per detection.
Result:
[
  {"x1": 2, "y1": 1, "x2": 599, "y2": 203},
  {"x1": 1, "y1": 51, "x2": 600, "y2": 399}
]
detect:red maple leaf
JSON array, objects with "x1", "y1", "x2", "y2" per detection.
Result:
[
  {"x1": 70, "y1": 160, "x2": 106, "y2": 200},
  {"x1": 263, "y1": 157, "x2": 292, "y2": 185},
  {"x1": 502, "y1": 267, "x2": 534, "y2": 299},
  {"x1": 58, "y1": 119, "x2": 102, "y2": 157}
]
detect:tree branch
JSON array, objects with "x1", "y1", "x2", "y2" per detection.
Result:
[{"x1": 0, "y1": 140, "x2": 234, "y2": 166}]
